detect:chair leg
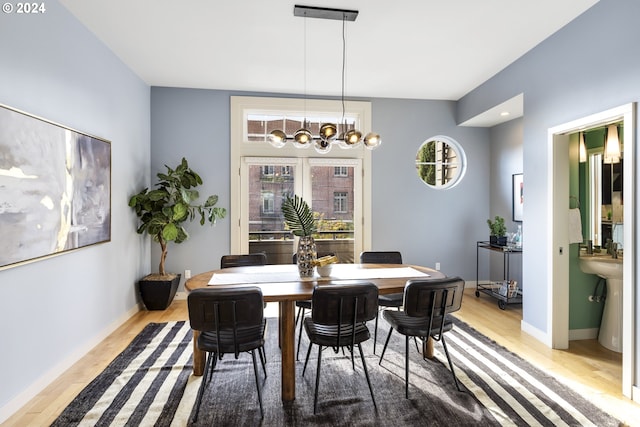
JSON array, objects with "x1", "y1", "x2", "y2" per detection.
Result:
[
  {"x1": 441, "y1": 336, "x2": 462, "y2": 392},
  {"x1": 258, "y1": 346, "x2": 267, "y2": 378},
  {"x1": 405, "y1": 335, "x2": 410, "y2": 399},
  {"x1": 373, "y1": 311, "x2": 380, "y2": 355},
  {"x1": 296, "y1": 308, "x2": 305, "y2": 361},
  {"x1": 209, "y1": 352, "x2": 218, "y2": 382},
  {"x1": 313, "y1": 345, "x2": 323, "y2": 414},
  {"x1": 192, "y1": 352, "x2": 214, "y2": 423},
  {"x1": 295, "y1": 306, "x2": 303, "y2": 325},
  {"x1": 357, "y1": 343, "x2": 377, "y2": 411},
  {"x1": 378, "y1": 327, "x2": 394, "y2": 365},
  {"x1": 251, "y1": 349, "x2": 265, "y2": 419},
  {"x1": 302, "y1": 342, "x2": 313, "y2": 375}
]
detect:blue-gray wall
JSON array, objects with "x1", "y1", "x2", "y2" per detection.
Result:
[
  {"x1": 370, "y1": 98, "x2": 490, "y2": 276},
  {"x1": 150, "y1": 88, "x2": 231, "y2": 278},
  {"x1": 0, "y1": 1, "x2": 150, "y2": 418},
  {"x1": 459, "y1": 0, "x2": 639, "y2": 376}
]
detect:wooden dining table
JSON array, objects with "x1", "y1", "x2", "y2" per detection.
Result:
[{"x1": 184, "y1": 263, "x2": 445, "y2": 403}]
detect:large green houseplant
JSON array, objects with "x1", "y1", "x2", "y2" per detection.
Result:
[
  {"x1": 281, "y1": 195, "x2": 317, "y2": 277},
  {"x1": 129, "y1": 157, "x2": 226, "y2": 309}
]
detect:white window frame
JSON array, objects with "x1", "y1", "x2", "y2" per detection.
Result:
[
  {"x1": 230, "y1": 96, "x2": 372, "y2": 256},
  {"x1": 334, "y1": 191, "x2": 348, "y2": 213}
]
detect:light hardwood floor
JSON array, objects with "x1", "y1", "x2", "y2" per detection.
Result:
[{"x1": 3, "y1": 288, "x2": 640, "y2": 426}]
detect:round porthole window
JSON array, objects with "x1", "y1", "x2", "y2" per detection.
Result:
[{"x1": 415, "y1": 135, "x2": 467, "y2": 189}]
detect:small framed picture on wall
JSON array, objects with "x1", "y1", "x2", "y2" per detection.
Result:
[{"x1": 512, "y1": 173, "x2": 523, "y2": 222}]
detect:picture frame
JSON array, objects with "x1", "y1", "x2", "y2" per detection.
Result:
[
  {"x1": 512, "y1": 173, "x2": 523, "y2": 222},
  {"x1": 0, "y1": 104, "x2": 111, "y2": 270}
]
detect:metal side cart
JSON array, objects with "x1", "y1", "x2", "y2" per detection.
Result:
[{"x1": 475, "y1": 241, "x2": 523, "y2": 309}]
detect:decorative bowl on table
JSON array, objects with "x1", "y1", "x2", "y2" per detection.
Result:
[{"x1": 316, "y1": 264, "x2": 333, "y2": 277}]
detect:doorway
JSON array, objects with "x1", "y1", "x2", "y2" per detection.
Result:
[{"x1": 549, "y1": 103, "x2": 635, "y2": 398}]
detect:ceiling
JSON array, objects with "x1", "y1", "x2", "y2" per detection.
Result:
[{"x1": 60, "y1": 1, "x2": 598, "y2": 124}]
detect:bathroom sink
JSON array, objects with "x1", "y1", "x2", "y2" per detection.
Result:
[
  {"x1": 579, "y1": 254, "x2": 623, "y2": 353},
  {"x1": 578, "y1": 255, "x2": 623, "y2": 279}
]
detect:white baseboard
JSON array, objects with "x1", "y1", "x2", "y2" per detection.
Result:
[
  {"x1": 568, "y1": 328, "x2": 598, "y2": 341},
  {"x1": 633, "y1": 385, "x2": 640, "y2": 404},
  {"x1": 0, "y1": 304, "x2": 141, "y2": 424},
  {"x1": 521, "y1": 319, "x2": 552, "y2": 347},
  {"x1": 174, "y1": 291, "x2": 187, "y2": 300}
]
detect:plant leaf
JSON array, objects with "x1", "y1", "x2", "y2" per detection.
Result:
[
  {"x1": 281, "y1": 195, "x2": 316, "y2": 237},
  {"x1": 162, "y1": 223, "x2": 178, "y2": 241}
]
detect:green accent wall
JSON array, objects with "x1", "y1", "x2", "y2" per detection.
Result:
[{"x1": 567, "y1": 126, "x2": 622, "y2": 332}]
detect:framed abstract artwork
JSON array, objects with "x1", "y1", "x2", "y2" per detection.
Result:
[
  {"x1": 0, "y1": 104, "x2": 111, "y2": 269},
  {"x1": 512, "y1": 173, "x2": 523, "y2": 222}
]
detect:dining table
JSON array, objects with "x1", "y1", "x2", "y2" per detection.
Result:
[{"x1": 184, "y1": 262, "x2": 445, "y2": 403}]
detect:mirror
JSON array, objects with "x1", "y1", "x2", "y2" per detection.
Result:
[
  {"x1": 580, "y1": 122, "x2": 623, "y2": 247},
  {"x1": 415, "y1": 135, "x2": 466, "y2": 189}
]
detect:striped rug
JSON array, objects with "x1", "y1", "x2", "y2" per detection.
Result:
[{"x1": 51, "y1": 319, "x2": 619, "y2": 426}]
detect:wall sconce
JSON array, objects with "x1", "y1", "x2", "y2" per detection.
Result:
[
  {"x1": 603, "y1": 124, "x2": 621, "y2": 164},
  {"x1": 579, "y1": 131, "x2": 587, "y2": 163}
]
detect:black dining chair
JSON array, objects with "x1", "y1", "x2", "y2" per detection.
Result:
[
  {"x1": 221, "y1": 253, "x2": 269, "y2": 309},
  {"x1": 360, "y1": 251, "x2": 403, "y2": 354},
  {"x1": 187, "y1": 286, "x2": 267, "y2": 421},
  {"x1": 293, "y1": 252, "x2": 335, "y2": 361},
  {"x1": 302, "y1": 282, "x2": 379, "y2": 414},
  {"x1": 220, "y1": 253, "x2": 267, "y2": 268},
  {"x1": 379, "y1": 276, "x2": 465, "y2": 398}
]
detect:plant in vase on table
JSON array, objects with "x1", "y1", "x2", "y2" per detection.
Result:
[
  {"x1": 129, "y1": 157, "x2": 226, "y2": 309},
  {"x1": 487, "y1": 215, "x2": 507, "y2": 246},
  {"x1": 281, "y1": 195, "x2": 338, "y2": 277}
]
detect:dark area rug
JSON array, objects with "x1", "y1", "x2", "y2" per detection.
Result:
[{"x1": 51, "y1": 316, "x2": 620, "y2": 427}]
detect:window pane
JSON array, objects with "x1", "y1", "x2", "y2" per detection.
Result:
[
  {"x1": 248, "y1": 163, "x2": 295, "y2": 263},
  {"x1": 311, "y1": 165, "x2": 354, "y2": 262},
  {"x1": 247, "y1": 113, "x2": 356, "y2": 142}
]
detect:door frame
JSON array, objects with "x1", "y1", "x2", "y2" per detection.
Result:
[
  {"x1": 230, "y1": 96, "x2": 373, "y2": 258},
  {"x1": 548, "y1": 103, "x2": 635, "y2": 398}
]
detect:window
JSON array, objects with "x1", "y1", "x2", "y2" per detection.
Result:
[
  {"x1": 415, "y1": 135, "x2": 467, "y2": 189},
  {"x1": 247, "y1": 114, "x2": 357, "y2": 143},
  {"x1": 334, "y1": 192, "x2": 348, "y2": 213},
  {"x1": 262, "y1": 192, "x2": 275, "y2": 214},
  {"x1": 230, "y1": 96, "x2": 374, "y2": 262},
  {"x1": 334, "y1": 166, "x2": 348, "y2": 177}
]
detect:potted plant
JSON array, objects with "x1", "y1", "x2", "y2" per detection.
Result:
[
  {"x1": 281, "y1": 195, "x2": 317, "y2": 277},
  {"x1": 129, "y1": 157, "x2": 226, "y2": 309},
  {"x1": 487, "y1": 215, "x2": 507, "y2": 246}
]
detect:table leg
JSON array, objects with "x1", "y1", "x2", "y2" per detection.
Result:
[
  {"x1": 422, "y1": 336, "x2": 435, "y2": 359},
  {"x1": 192, "y1": 330, "x2": 205, "y2": 376},
  {"x1": 279, "y1": 300, "x2": 295, "y2": 402}
]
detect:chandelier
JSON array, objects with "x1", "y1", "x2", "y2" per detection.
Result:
[{"x1": 268, "y1": 5, "x2": 382, "y2": 154}]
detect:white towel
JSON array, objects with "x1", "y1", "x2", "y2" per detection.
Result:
[{"x1": 569, "y1": 208, "x2": 583, "y2": 244}]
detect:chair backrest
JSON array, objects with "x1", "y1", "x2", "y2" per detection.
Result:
[
  {"x1": 220, "y1": 253, "x2": 267, "y2": 269},
  {"x1": 311, "y1": 282, "x2": 379, "y2": 326},
  {"x1": 403, "y1": 277, "x2": 465, "y2": 334},
  {"x1": 359, "y1": 251, "x2": 403, "y2": 264},
  {"x1": 188, "y1": 287, "x2": 264, "y2": 332}
]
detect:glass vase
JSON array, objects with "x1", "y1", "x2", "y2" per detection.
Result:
[{"x1": 296, "y1": 236, "x2": 317, "y2": 277}]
